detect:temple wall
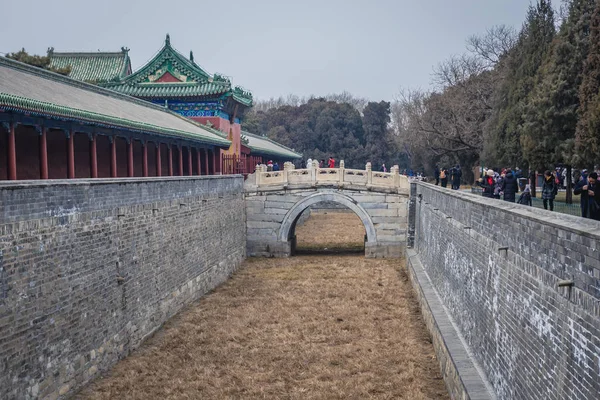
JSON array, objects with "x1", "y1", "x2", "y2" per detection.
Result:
[{"x1": 0, "y1": 176, "x2": 246, "y2": 399}]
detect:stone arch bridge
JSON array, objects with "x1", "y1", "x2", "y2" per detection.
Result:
[{"x1": 244, "y1": 162, "x2": 410, "y2": 258}]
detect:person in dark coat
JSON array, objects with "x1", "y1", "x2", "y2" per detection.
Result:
[
  {"x1": 434, "y1": 166, "x2": 440, "y2": 186},
  {"x1": 501, "y1": 168, "x2": 519, "y2": 202},
  {"x1": 574, "y1": 171, "x2": 600, "y2": 220},
  {"x1": 541, "y1": 170, "x2": 557, "y2": 211},
  {"x1": 478, "y1": 169, "x2": 495, "y2": 198},
  {"x1": 451, "y1": 165, "x2": 462, "y2": 190},
  {"x1": 517, "y1": 184, "x2": 532, "y2": 206}
]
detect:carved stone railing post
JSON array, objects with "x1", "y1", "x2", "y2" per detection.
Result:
[
  {"x1": 258, "y1": 164, "x2": 267, "y2": 185},
  {"x1": 392, "y1": 165, "x2": 400, "y2": 188},
  {"x1": 311, "y1": 160, "x2": 318, "y2": 185},
  {"x1": 339, "y1": 160, "x2": 345, "y2": 185},
  {"x1": 283, "y1": 161, "x2": 293, "y2": 185},
  {"x1": 366, "y1": 162, "x2": 372, "y2": 185}
]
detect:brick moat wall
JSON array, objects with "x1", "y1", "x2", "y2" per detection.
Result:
[
  {"x1": 0, "y1": 176, "x2": 246, "y2": 399},
  {"x1": 412, "y1": 183, "x2": 600, "y2": 399}
]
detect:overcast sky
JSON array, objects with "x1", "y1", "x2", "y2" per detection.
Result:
[{"x1": 0, "y1": 0, "x2": 534, "y2": 101}]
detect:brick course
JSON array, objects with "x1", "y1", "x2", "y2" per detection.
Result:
[
  {"x1": 0, "y1": 176, "x2": 245, "y2": 399},
  {"x1": 412, "y1": 182, "x2": 600, "y2": 399}
]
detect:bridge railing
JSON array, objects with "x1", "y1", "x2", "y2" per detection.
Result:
[{"x1": 254, "y1": 160, "x2": 409, "y2": 191}]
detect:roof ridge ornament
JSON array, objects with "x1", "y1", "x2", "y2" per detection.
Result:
[
  {"x1": 189, "y1": 50, "x2": 194, "y2": 62},
  {"x1": 165, "y1": 33, "x2": 171, "y2": 46},
  {"x1": 121, "y1": 47, "x2": 129, "y2": 53}
]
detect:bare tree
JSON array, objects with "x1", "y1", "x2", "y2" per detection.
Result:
[
  {"x1": 466, "y1": 25, "x2": 517, "y2": 67},
  {"x1": 252, "y1": 92, "x2": 368, "y2": 113},
  {"x1": 432, "y1": 54, "x2": 488, "y2": 88}
]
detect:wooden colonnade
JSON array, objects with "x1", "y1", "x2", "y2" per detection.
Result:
[{"x1": 0, "y1": 121, "x2": 220, "y2": 180}]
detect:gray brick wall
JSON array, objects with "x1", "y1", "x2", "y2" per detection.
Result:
[
  {"x1": 0, "y1": 176, "x2": 246, "y2": 400},
  {"x1": 413, "y1": 183, "x2": 600, "y2": 399}
]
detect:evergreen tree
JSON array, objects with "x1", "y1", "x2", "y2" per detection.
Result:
[
  {"x1": 363, "y1": 101, "x2": 392, "y2": 168},
  {"x1": 485, "y1": 0, "x2": 555, "y2": 168},
  {"x1": 576, "y1": 0, "x2": 600, "y2": 168},
  {"x1": 521, "y1": 0, "x2": 594, "y2": 170}
]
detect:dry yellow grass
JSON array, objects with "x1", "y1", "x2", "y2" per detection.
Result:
[
  {"x1": 295, "y1": 210, "x2": 366, "y2": 252},
  {"x1": 77, "y1": 212, "x2": 448, "y2": 400}
]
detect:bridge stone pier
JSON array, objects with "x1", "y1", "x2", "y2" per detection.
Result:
[{"x1": 244, "y1": 161, "x2": 410, "y2": 258}]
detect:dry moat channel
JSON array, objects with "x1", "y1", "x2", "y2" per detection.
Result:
[{"x1": 77, "y1": 211, "x2": 448, "y2": 399}]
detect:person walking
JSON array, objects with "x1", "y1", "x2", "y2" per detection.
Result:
[
  {"x1": 451, "y1": 164, "x2": 462, "y2": 190},
  {"x1": 434, "y1": 166, "x2": 440, "y2": 186},
  {"x1": 380, "y1": 163, "x2": 387, "y2": 172},
  {"x1": 501, "y1": 168, "x2": 519, "y2": 202},
  {"x1": 574, "y1": 171, "x2": 600, "y2": 220},
  {"x1": 541, "y1": 170, "x2": 557, "y2": 211},
  {"x1": 328, "y1": 157, "x2": 335, "y2": 168},
  {"x1": 440, "y1": 168, "x2": 448, "y2": 188}
]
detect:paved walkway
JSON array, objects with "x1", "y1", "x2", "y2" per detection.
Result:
[{"x1": 77, "y1": 214, "x2": 448, "y2": 399}]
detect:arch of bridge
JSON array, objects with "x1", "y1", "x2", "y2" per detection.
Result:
[{"x1": 278, "y1": 191, "x2": 377, "y2": 244}]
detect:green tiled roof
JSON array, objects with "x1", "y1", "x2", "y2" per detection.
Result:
[
  {"x1": 0, "y1": 56, "x2": 231, "y2": 147},
  {"x1": 49, "y1": 49, "x2": 131, "y2": 82},
  {"x1": 100, "y1": 35, "x2": 253, "y2": 107},
  {"x1": 242, "y1": 131, "x2": 302, "y2": 159},
  {"x1": 102, "y1": 81, "x2": 231, "y2": 98}
]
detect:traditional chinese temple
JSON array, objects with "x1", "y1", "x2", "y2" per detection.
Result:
[
  {"x1": 0, "y1": 56, "x2": 231, "y2": 180},
  {"x1": 48, "y1": 35, "x2": 301, "y2": 173}
]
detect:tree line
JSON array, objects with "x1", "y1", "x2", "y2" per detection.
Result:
[
  {"x1": 396, "y1": 0, "x2": 600, "y2": 180},
  {"x1": 243, "y1": 97, "x2": 407, "y2": 170},
  {"x1": 245, "y1": 0, "x2": 600, "y2": 185}
]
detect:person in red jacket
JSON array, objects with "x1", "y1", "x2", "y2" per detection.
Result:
[{"x1": 328, "y1": 157, "x2": 335, "y2": 168}]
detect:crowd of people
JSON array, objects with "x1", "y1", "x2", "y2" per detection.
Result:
[
  {"x1": 476, "y1": 168, "x2": 528, "y2": 204},
  {"x1": 302, "y1": 157, "x2": 337, "y2": 169},
  {"x1": 430, "y1": 164, "x2": 600, "y2": 221}
]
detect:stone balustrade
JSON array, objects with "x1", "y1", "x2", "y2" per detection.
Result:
[{"x1": 252, "y1": 161, "x2": 409, "y2": 193}]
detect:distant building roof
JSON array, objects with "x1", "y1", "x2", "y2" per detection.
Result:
[
  {"x1": 48, "y1": 48, "x2": 132, "y2": 83},
  {"x1": 242, "y1": 131, "x2": 302, "y2": 159},
  {"x1": 0, "y1": 56, "x2": 230, "y2": 147}
]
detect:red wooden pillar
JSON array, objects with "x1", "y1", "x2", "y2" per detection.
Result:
[
  {"x1": 142, "y1": 141, "x2": 148, "y2": 177},
  {"x1": 178, "y1": 145, "x2": 184, "y2": 176},
  {"x1": 90, "y1": 134, "x2": 98, "y2": 178},
  {"x1": 155, "y1": 143, "x2": 162, "y2": 177},
  {"x1": 168, "y1": 145, "x2": 173, "y2": 176},
  {"x1": 39, "y1": 127, "x2": 48, "y2": 179},
  {"x1": 67, "y1": 130, "x2": 75, "y2": 179},
  {"x1": 7, "y1": 122, "x2": 16, "y2": 180},
  {"x1": 127, "y1": 140, "x2": 134, "y2": 177},
  {"x1": 187, "y1": 146, "x2": 193, "y2": 176},
  {"x1": 110, "y1": 137, "x2": 117, "y2": 178},
  {"x1": 203, "y1": 149, "x2": 209, "y2": 175},
  {"x1": 196, "y1": 148, "x2": 202, "y2": 176}
]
